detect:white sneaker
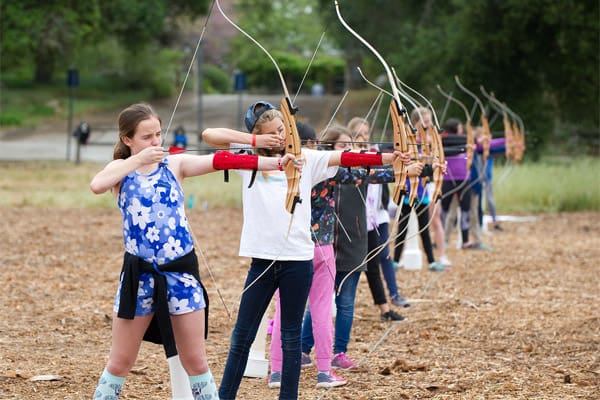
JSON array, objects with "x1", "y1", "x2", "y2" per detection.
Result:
[{"x1": 439, "y1": 255, "x2": 452, "y2": 267}]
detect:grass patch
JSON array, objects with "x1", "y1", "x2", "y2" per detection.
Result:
[
  {"x1": 0, "y1": 158, "x2": 598, "y2": 213},
  {"x1": 0, "y1": 161, "x2": 242, "y2": 209},
  {"x1": 493, "y1": 157, "x2": 600, "y2": 213}
]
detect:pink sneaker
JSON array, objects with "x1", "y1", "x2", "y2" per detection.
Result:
[
  {"x1": 316, "y1": 370, "x2": 347, "y2": 388},
  {"x1": 331, "y1": 352, "x2": 358, "y2": 370}
]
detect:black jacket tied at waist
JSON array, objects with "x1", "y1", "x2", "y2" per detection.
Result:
[{"x1": 117, "y1": 250, "x2": 209, "y2": 358}]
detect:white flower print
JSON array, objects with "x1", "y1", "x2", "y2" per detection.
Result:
[
  {"x1": 163, "y1": 236, "x2": 183, "y2": 259},
  {"x1": 125, "y1": 237, "x2": 138, "y2": 254},
  {"x1": 167, "y1": 217, "x2": 177, "y2": 231},
  {"x1": 180, "y1": 273, "x2": 198, "y2": 288},
  {"x1": 169, "y1": 296, "x2": 191, "y2": 313},
  {"x1": 169, "y1": 187, "x2": 180, "y2": 203},
  {"x1": 193, "y1": 291, "x2": 202, "y2": 304},
  {"x1": 178, "y1": 205, "x2": 189, "y2": 229},
  {"x1": 127, "y1": 198, "x2": 152, "y2": 229},
  {"x1": 140, "y1": 297, "x2": 153, "y2": 312},
  {"x1": 145, "y1": 226, "x2": 160, "y2": 243},
  {"x1": 139, "y1": 174, "x2": 160, "y2": 189}
]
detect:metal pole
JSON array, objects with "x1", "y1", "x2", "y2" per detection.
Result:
[{"x1": 67, "y1": 86, "x2": 74, "y2": 161}]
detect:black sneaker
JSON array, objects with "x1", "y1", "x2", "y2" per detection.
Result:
[{"x1": 381, "y1": 310, "x2": 406, "y2": 322}]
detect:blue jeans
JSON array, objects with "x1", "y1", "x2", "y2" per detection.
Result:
[
  {"x1": 301, "y1": 269, "x2": 360, "y2": 356},
  {"x1": 377, "y1": 222, "x2": 399, "y2": 298},
  {"x1": 219, "y1": 258, "x2": 313, "y2": 400}
]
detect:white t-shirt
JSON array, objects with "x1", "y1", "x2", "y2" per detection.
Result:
[
  {"x1": 236, "y1": 148, "x2": 337, "y2": 260},
  {"x1": 366, "y1": 183, "x2": 391, "y2": 231}
]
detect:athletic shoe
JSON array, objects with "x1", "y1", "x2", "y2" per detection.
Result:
[
  {"x1": 268, "y1": 371, "x2": 281, "y2": 389},
  {"x1": 494, "y1": 224, "x2": 503, "y2": 231},
  {"x1": 439, "y1": 255, "x2": 452, "y2": 267},
  {"x1": 331, "y1": 352, "x2": 358, "y2": 370},
  {"x1": 316, "y1": 370, "x2": 347, "y2": 388},
  {"x1": 463, "y1": 242, "x2": 492, "y2": 251},
  {"x1": 478, "y1": 243, "x2": 493, "y2": 251},
  {"x1": 301, "y1": 352, "x2": 313, "y2": 368},
  {"x1": 392, "y1": 261, "x2": 400, "y2": 270},
  {"x1": 390, "y1": 294, "x2": 411, "y2": 308},
  {"x1": 381, "y1": 310, "x2": 406, "y2": 322},
  {"x1": 428, "y1": 261, "x2": 445, "y2": 272}
]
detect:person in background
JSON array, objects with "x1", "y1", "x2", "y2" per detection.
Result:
[
  {"x1": 348, "y1": 117, "x2": 411, "y2": 306},
  {"x1": 302, "y1": 125, "x2": 422, "y2": 373},
  {"x1": 412, "y1": 108, "x2": 453, "y2": 269},
  {"x1": 269, "y1": 121, "x2": 347, "y2": 390},
  {"x1": 90, "y1": 103, "x2": 299, "y2": 400},
  {"x1": 392, "y1": 107, "x2": 448, "y2": 272}
]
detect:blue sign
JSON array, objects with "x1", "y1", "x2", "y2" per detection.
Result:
[
  {"x1": 233, "y1": 71, "x2": 247, "y2": 91},
  {"x1": 67, "y1": 68, "x2": 79, "y2": 87}
]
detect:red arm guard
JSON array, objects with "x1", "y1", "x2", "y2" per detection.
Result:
[
  {"x1": 212, "y1": 151, "x2": 259, "y2": 170},
  {"x1": 340, "y1": 151, "x2": 383, "y2": 167}
]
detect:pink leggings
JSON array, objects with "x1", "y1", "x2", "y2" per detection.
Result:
[{"x1": 270, "y1": 244, "x2": 336, "y2": 372}]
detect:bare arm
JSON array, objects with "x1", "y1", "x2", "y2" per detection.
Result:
[
  {"x1": 89, "y1": 146, "x2": 164, "y2": 194},
  {"x1": 202, "y1": 127, "x2": 282, "y2": 149}
]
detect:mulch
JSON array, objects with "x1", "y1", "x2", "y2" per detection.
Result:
[{"x1": 1, "y1": 208, "x2": 599, "y2": 399}]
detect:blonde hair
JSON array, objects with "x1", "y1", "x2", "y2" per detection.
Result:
[
  {"x1": 347, "y1": 117, "x2": 369, "y2": 136},
  {"x1": 113, "y1": 103, "x2": 161, "y2": 160},
  {"x1": 253, "y1": 108, "x2": 283, "y2": 156},
  {"x1": 410, "y1": 106, "x2": 431, "y2": 126}
]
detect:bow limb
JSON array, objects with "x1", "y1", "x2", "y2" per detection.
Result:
[
  {"x1": 335, "y1": 1, "x2": 408, "y2": 206},
  {"x1": 407, "y1": 126, "x2": 419, "y2": 206},
  {"x1": 465, "y1": 121, "x2": 475, "y2": 170},
  {"x1": 480, "y1": 85, "x2": 515, "y2": 162},
  {"x1": 215, "y1": 0, "x2": 302, "y2": 214},
  {"x1": 455, "y1": 76, "x2": 491, "y2": 162},
  {"x1": 436, "y1": 84, "x2": 473, "y2": 169},
  {"x1": 428, "y1": 124, "x2": 445, "y2": 202},
  {"x1": 280, "y1": 98, "x2": 302, "y2": 213}
]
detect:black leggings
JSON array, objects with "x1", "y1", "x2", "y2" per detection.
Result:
[
  {"x1": 441, "y1": 180, "x2": 471, "y2": 243},
  {"x1": 365, "y1": 229, "x2": 388, "y2": 305},
  {"x1": 393, "y1": 202, "x2": 435, "y2": 264}
]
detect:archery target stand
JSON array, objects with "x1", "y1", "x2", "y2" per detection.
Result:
[
  {"x1": 400, "y1": 209, "x2": 423, "y2": 270},
  {"x1": 243, "y1": 310, "x2": 270, "y2": 378},
  {"x1": 168, "y1": 355, "x2": 193, "y2": 400}
]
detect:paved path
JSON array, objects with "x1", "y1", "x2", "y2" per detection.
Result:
[{"x1": 0, "y1": 93, "x2": 342, "y2": 162}]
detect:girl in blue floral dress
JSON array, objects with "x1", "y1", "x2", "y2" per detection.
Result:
[{"x1": 90, "y1": 103, "x2": 300, "y2": 400}]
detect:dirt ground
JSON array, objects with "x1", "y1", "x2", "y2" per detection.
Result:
[{"x1": 1, "y1": 208, "x2": 599, "y2": 399}]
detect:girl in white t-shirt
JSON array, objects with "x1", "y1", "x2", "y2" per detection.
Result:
[{"x1": 202, "y1": 101, "x2": 410, "y2": 400}]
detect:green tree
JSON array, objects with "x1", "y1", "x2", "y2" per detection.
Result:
[
  {"x1": 1, "y1": 0, "x2": 209, "y2": 84},
  {"x1": 318, "y1": 0, "x2": 599, "y2": 155},
  {"x1": 1, "y1": 1, "x2": 101, "y2": 83},
  {"x1": 225, "y1": 0, "x2": 341, "y2": 92}
]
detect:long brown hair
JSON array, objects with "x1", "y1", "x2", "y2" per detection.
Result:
[
  {"x1": 321, "y1": 125, "x2": 351, "y2": 150},
  {"x1": 113, "y1": 103, "x2": 161, "y2": 160}
]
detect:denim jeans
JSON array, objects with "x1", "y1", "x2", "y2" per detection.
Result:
[
  {"x1": 219, "y1": 258, "x2": 313, "y2": 400},
  {"x1": 301, "y1": 269, "x2": 360, "y2": 356},
  {"x1": 376, "y1": 222, "x2": 399, "y2": 298}
]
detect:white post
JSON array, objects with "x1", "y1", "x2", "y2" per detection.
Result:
[
  {"x1": 400, "y1": 209, "x2": 423, "y2": 270},
  {"x1": 243, "y1": 311, "x2": 270, "y2": 378},
  {"x1": 168, "y1": 355, "x2": 193, "y2": 400},
  {"x1": 455, "y1": 208, "x2": 463, "y2": 249}
]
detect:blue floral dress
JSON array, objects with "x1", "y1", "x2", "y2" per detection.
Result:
[{"x1": 113, "y1": 158, "x2": 205, "y2": 316}]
